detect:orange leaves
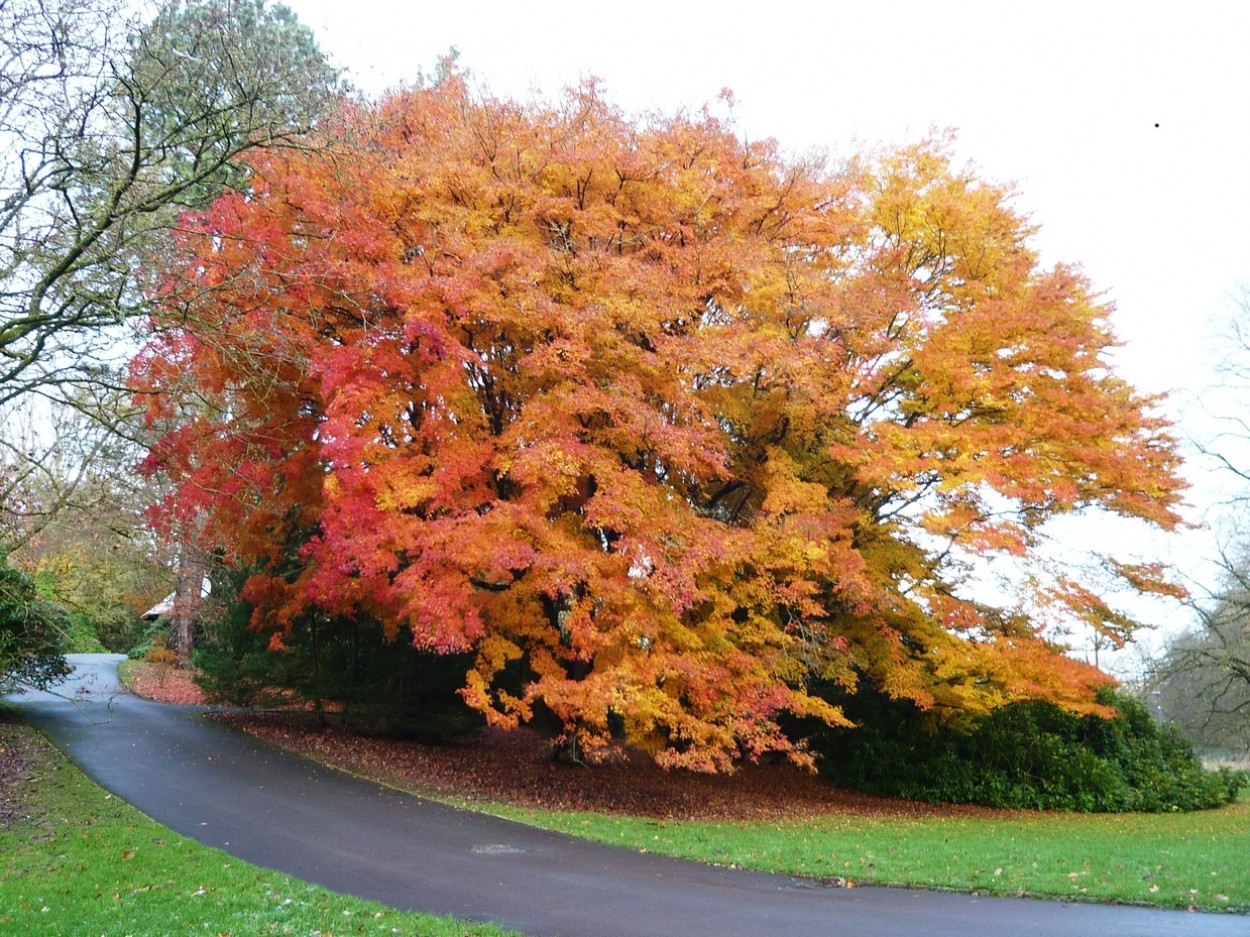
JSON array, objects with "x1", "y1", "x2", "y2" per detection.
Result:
[{"x1": 135, "y1": 76, "x2": 1189, "y2": 771}]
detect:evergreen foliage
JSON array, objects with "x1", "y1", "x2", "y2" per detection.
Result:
[
  {"x1": 193, "y1": 568, "x2": 481, "y2": 738},
  {"x1": 812, "y1": 686, "x2": 1247, "y2": 812},
  {"x1": 0, "y1": 554, "x2": 71, "y2": 693}
]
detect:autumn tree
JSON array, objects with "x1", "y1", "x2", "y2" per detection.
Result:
[{"x1": 135, "y1": 78, "x2": 1187, "y2": 771}]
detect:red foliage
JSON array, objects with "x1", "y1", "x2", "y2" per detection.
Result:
[{"x1": 134, "y1": 77, "x2": 1186, "y2": 771}]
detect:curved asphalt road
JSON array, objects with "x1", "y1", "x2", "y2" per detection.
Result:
[{"x1": 7, "y1": 654, "x2": 1244, "y2": 937}]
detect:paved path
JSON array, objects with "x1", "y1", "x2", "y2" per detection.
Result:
[{"x1": 7, "y1": 654, "x2": 1244, "y2": 937}]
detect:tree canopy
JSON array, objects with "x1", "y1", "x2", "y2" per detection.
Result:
[
  {"x1": 0, "y1": 0, "x2": 341, "y2": 408},
  {"x1": 134, "y1": 78, "x2": 1187, "y2": 770}
]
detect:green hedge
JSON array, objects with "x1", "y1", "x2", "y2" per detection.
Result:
[{"x1": 811, "y1": 686, "x2": 1246, "y2": 812}]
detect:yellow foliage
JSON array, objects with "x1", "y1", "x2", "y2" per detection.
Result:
[{"x1": 136, "y1": 74, "x2": 1188, "y2": 772}]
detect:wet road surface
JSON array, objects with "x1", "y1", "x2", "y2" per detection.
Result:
[{"x1": 8, "y1": 654, "x2": 1244, "y2": 937}]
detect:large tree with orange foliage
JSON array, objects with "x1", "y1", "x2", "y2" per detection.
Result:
[{"x1": 133, "y1": 77, "x2": 1186, "y2": 771}]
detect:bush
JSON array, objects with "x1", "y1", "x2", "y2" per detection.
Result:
[
  {"x1": 193, "y1": 567, "x2": 481, "y2": 739},
  {"x1": 29, "y1": 567, "x2": 149, "y2": 653},
  {"x1": 0, "y1": 554, "x2": 71, "y2": 693},
  {"x1": 92, "y1": 607, "x2": 149, "y2": 654},
  {"x1": 810, "y1": 685, "x2": 1247, "y2": 812},
  {"x1": 127, "y1": 619, "x2": 174, "y2": 660},
  {"x1": 63, "y1": 613, "x2": 106, "y2": 654}
]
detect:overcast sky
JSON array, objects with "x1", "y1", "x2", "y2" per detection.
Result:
[{"x1": 283, "y1": 0, "x2": 1249, "y2": 661}]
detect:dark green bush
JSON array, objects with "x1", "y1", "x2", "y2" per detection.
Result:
[
  {"x1": 92, "y1": 607, "x2": 149, "y2": 654},
  {"x1": 810, "y1": 685, "x2": 1247, "y2": 812},
  {"x1": 63, "y1": 612, "x2": 106, "y2": 653},
  {"x1": 0, "y1": 554, "x2": 71, "y2": 693},
  {"x1": 193, "y1": 566, "x2": 481, "y2": 739},
  {"x1": 127, "y1": 618, "x2": 174, "y2": 660}
]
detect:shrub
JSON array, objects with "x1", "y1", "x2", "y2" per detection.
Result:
[
  {"x1": 810, "y1": 685, "x2": 1247, "y2": 812},
  {"x1": 30, "y1": 566, "x2": 151, "y2": 653},
  {"x1": 127, "y1": 618, "x2": 173, "y2": 660},
  {"x1": 0, "y1": 554, "x2": 71, "y2": 693},
  {"x1": 193, "y1": 567, "x2": 481, "y2": 739},
  {"x1": 92, "y1": 607, "x2": 149, "y2": 654},
  {"x1": 63, "y1": 613, "x2": 106, "y2": 654}
]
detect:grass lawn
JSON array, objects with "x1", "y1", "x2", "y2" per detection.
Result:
[
  {"x1": 485, "y1": 799, "x2": 1250, "y2": 913},
  {"x1": 0, "y1": 719, "x2": 517, "y2": 937}
]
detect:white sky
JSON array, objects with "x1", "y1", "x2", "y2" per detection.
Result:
[{"x1": 284, "y1": 0, "x2": 1250, "y2": 665}]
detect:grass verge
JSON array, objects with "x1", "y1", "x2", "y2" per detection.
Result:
[
  {"x1": 0, "y1": 717, "x2": 517, "y2": 937},
  {"x1": 484, "y1": 799, "x2": 1250, "y2": 913}
]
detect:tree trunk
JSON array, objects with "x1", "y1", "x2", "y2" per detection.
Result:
[{"x1": 170, "y1": 540, "x2": 207, "y2": 665}]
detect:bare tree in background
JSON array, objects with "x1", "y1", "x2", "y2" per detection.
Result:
[
  {"x1": 1, "y1": 0, "x2": 342, "y2": 406},
  {"x1": 1149, "y1": 555, "x2": 1250, "y2": 753},
  {"x1": 2, "y1": 0, "x2": 343, "y2": 660},
  {"x1": 1150, "y1": 293, "x2": 1250, "y2": 754}
]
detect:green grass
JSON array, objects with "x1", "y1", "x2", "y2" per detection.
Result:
[
  {"x1": 0, "y1": 721, "x2": 518, "y2": 937},
  {"x1": 482, "y1": 799, "x2": 1250, "y2": 913}
]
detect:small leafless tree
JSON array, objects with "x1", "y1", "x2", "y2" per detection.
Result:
[{"x1": 1149, "y1": 291, "x2": 1250, "y2": 754}]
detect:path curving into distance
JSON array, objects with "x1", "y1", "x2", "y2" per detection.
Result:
[{"x1": 7, "y1": 654, "x2": 1243, "y2": 937}]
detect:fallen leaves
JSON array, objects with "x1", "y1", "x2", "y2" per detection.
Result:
[
  {"x1": 124, "y1": 663, "x2": 206, "y2": 705},
  {"x1": 0, "y1": 722, "x2": 41, "y2": 829},
  {"x1": 210, "y1": 710, "x2": 1036, "y2": 823}
]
